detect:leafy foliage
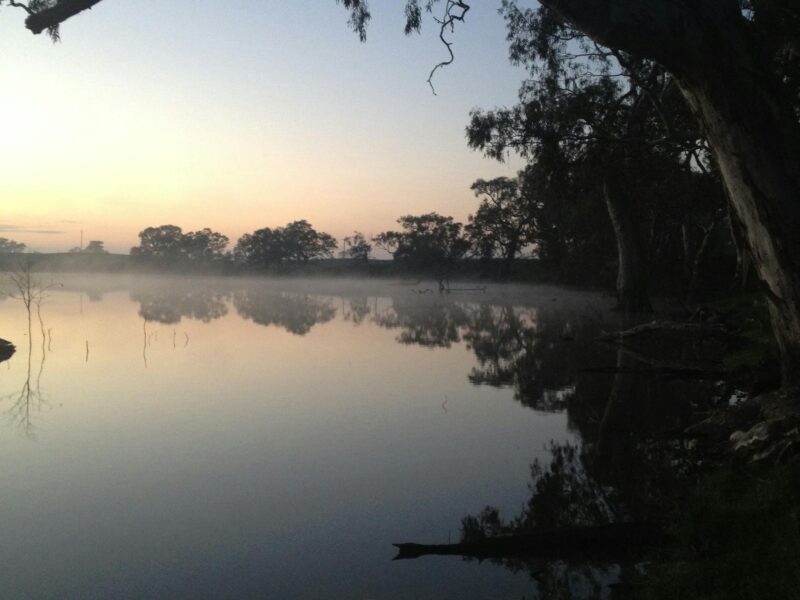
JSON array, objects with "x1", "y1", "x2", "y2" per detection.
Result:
[
  {"x1": 336, "y1": 0, "x2": 456, "y2": 40},
  {"x1": 130, "y1": 225, "x2": 229, "y2": 261},
  {"x1": 467, "y1": 1, "x2": 728, "y2": 294},
  {"x1": 466, "y1": 175, "x2": 540, "y2": 266},
  {"x1": 342, "y1": 231, "x2": 372, "y2": 262},
  {"x1": 233, "y1": 290, "x2": 336, "y2": 335},
  {"x1": 373, "y1": 212, "x2": 469, "y2": 273},
  {"x1": 234, "y1": 221, "x2": 337, "y2": 267},
  {"x1": 0, "y1": 238, "x2": 27, "y2": 253}
]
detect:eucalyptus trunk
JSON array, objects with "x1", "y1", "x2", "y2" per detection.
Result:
[
  {"x1": 502, "y1": 236, "x2": 520, "y2": 280},
  {"x1": 603, "y1": 182, "x2": 652, "y2": 313}
]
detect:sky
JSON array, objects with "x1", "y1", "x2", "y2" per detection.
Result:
[{"x1": 0, "y1": 1, "x2": 526, "y2": 253}]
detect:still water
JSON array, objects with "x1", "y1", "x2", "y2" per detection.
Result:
[{"x1": 0, "y1": 275, "x2": 636, "y2": 599}]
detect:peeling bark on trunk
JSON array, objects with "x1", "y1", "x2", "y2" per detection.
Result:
[
  {"x1": 727, "y1": 206, "x2": 752, "y2": 291},
  {"x1": 678, "y1": 67, "x2": 800, "y2": 384},
  {"x1": 543, "y1": 0, "x2": 800, "y2": 385},
  {"x1": 603, "y1": 182, "x2": 652, "y2": 313}
]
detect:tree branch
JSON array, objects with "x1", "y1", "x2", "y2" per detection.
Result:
[
  {"x1": 6, "y1": 1, "x2": 33, "y2": 15},
  {"x1": 24, "y1": 0, "x2": 103, "y2": 35},
  {"x1": 539, "y1": 0, "x2": 741, "y2": 73},
  {"x1": 427, "y1": 1, "x2": 470, "y2": 95}
]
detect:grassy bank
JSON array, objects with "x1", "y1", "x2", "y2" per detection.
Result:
[{"x1": 635, "y1": 461, "x2": 800, "y2": 600}]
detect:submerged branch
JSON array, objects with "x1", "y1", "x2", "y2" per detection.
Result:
[
  {"x1": 393, "y1": 522, "x2": 666, "y2": 561},
  {"x1": 596, "y1": 320, "x2": 732, "y2": 342}
]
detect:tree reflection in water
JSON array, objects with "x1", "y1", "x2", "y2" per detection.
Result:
[
  {"x1": 375, "y1": 291, "x2": 720, "y2": 598},
  {"x1": 459, "y1": 349, "x2": 716, "y2": 597},
  {"x1": 129, "y1": 282, "x2": 340, "y2": 336},
  {"x1": 1, "y1": 308, "x2": 48, "y2": 438},
  {"x1": 463, "y1": 304, "x2": 604, "y2": 412},
  {"x1": 375, "y1": 294, "x2": 604, "y2": 412},
  {"x1": 341, "y1": 296, "x2": 372, "y2": 325},
  {"x1": 233, "y1": 290, "x2": 336, "y2": 335},
  {"x1": 131, "y1": 286, "x2": 229, "y2": 324},
  {"x1": 16, "y1": 281, "x2": 718, "y2": 596},
  {"x1": 374, "y1": 295, "x2": 470, "y2": 348}
]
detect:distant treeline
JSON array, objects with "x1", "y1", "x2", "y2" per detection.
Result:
[
  {"x1": 117, "y1": 209, "x2": 735, "y2": 297},
  {"x1": 120, "y1": 205, "x2": 741, "y2": 298},
  {"x1": 0, "y1": 204, "x2": 738, "y2": 301}
]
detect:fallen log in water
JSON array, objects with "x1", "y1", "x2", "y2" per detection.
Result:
[
  {"x1": 393, "y1": 522, "x2": 667, "y2": 561},
  {"x1": 446, "y1": 286, "x2": 487, "y2": 293},
  {"x1": 596, "y1": 320, "x2": 733, "y2": 342},
  {"x1": 587, "y1": 337, "x2": 727, "y2": 380}
]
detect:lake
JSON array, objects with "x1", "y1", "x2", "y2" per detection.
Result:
[{"x1": 0, "y1": 274, "x2": 680, "y2": 599}]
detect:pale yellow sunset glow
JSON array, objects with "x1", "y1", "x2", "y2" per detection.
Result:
[{"x1": 1, "y1": 2, "x2": 522, "y2": 253}]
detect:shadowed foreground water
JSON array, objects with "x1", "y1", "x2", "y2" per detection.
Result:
[{"x1": 0, "y1": 275, "x2": 671, "y2": 599}]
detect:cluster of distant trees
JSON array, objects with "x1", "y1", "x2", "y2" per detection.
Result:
[
  {"x1": 0, "y1": 238, "x2": 26, "y2": 253},
  {"x1": 124, "y1": 159, "x2": 733, "y2": 300},
  {"x1": 69, "y1": 241, "x2": 107, "y2": 254},
  {"x1": 234, "y1": 221, "x2": 337, "y2": 265},
  {"x1": 128, "y1": 221, "x2": 337, "y2": 265},
  {"x1": 0, "y1": 238, "x2": 107, "y2": 255},
  {"x1": 130, "y1": 226, "x2": 230, "y2": 261},
  {"x1": 127, "y1": 212, "x2": 504, "y2": 281}
]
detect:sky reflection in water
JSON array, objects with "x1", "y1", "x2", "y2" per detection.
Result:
[{"x1": 0, "y1": 275, "x2": 621, "y2": 599}]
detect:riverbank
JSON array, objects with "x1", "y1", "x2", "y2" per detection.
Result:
[
  {"x1": 634, "y1": 460, "x2": 800, "y2": 599},
  {"x1": 620, "y1": 296, "x2": 799, "y2": 598}
]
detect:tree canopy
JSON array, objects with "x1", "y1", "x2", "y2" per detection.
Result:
[
  {"x1": 234, "y1": 221, "x2": 337, "y2": 267},
  {"x1": 0, "y1": 238, "x2": 27, "y2": 253},
  {"x1": 342, "y1": 231, "x2": 372, "y2": 262},
  {"x1": 466, "y1": 175, "x2": 539, "y2": 271},
  {"x1": 8, "y1": 0, "x2": 800, "y2": 380},
  {"x1": 131, "y1": 225, "x2": 229, "y2": 261},
  {"x1": 374, "y1": 213, "x2": 469, "y2": 271}
]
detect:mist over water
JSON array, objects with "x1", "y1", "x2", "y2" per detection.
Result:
[{"x1": 0, "y1": 274, "x2": 624, "y2": 599}]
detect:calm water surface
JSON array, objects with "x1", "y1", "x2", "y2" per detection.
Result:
[{"x1": 0, "y1": 275, "x2": 627, "y2": 599}]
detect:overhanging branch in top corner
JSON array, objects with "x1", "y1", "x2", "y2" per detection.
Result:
[
  {"x1": 428, "y1": 0, "x2": 470, "y2": 95},
  {"x1": 24, "y1": 0, "x2": 103, "y2": 34}
]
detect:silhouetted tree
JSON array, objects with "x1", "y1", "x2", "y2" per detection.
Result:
[
  {"x1": 12, "y1": 0, "x2": 800, "y2": 380},
  {"x1": 281, "y1": 220, "x2": 337, "y2": 262},
  {"x1": 181, "y1": 228, "x2": 229, "y2": 261},
  {"x1": 467, "y1": 3, "x2": 723, "y2": 312},
  {"x1": 234, "y1": 228, "x2": 285, "y2": 266},
  {"x1": 234, "y1": 221, "x2": 337, "y2": 267},
  {"x1": 130, "y1": 225, "x2": 228, "y2": 261},
  {"x1": 335, "y1": 0, "x2": 800, "y2": 377},
  {"x1": 83, "y1": 240, "x2": 107, "y2": 254},
  {"x1": 0, "y1": 238, "x2": 26, "y2": 253},
  {"x1": 130, "y1": 225, "x2": 185, "y2": 259},
  {"x1": 374, "y1": 213, "x2": 469, "y2": 289},
  {"x1": 505, "y1": 0, "x2": 800, "y2": 381},
  {"x1": 342, "y1": 231, "x2": 372, "y2": 263},
  {"x1": 466, "y1": 175, "x2": 540, "y2": 277}
]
